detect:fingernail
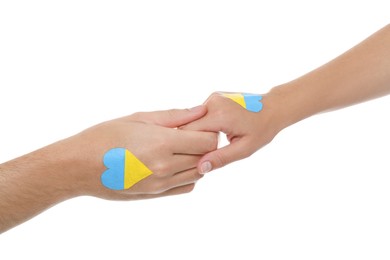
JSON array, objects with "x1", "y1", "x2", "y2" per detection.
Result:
[
  {"x1": 189, "y1": 105, "x2": 203, "y2": 112},
  {"x1": 200, "y1": 161, "x2": 212, "y2": 175}
]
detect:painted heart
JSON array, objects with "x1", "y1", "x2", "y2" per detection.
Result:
[
  {"x1": 221, "y1": 92, "x2": 263, "y2": 112},
  {"x1": 101, "y1": 147, "x2": 153, "y2": 190}
]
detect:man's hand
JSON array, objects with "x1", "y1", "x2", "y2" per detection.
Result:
[
  {"x1": 0, "y1": 106, "x2": 217, "y2": 233},
  {"x1": 76, "y1": 107, "x2": 218, "y2": 200}
]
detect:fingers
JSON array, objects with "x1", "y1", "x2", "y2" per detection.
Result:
[
  {"x1": 166, "y1": 154, "x2": 202, "y2": 175},
  {"x1": 153, "y1": 168, "x2": 201, "y2": 195},
  {"x1": 155, "y1": 183, "x2": 196, "y2": 197},
  {"x1": 152, "y1": 154, "x2": 202, "y2": 177},
  {"x1": 172, "y1": 130, "x2": 218, "y2": 155},
  {"x1": 180, "y1": 95, "x2": 237, "y2": 133},
  {"x1": 131, "y1": 106, "x2": 207, "y2": 128},
  {"x1": 197, "y1": 139, "x2": 253, "y2": 174},
  {"x1": 180, "y1": 115, "x2": 219, "y2": 132},
  {"x1": 169, "y1": 168, "x2": 203, "y2": 189},
  {"x1": 131, "y1": 183, "x2": 196, "y2": 200},
  {"x1": 134, "y1": 168, "x2": 202, "y2": 195},
  {"x1": 150, "y1": 167, "x2": 205, "y2": 197}
]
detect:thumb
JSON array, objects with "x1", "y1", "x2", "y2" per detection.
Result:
[
  {"x1": 133, "y1": 106, "x2": 207, "y2": 128},
  {"x1": 197, "y1": 139, "x2": 252, "y2": 174}
]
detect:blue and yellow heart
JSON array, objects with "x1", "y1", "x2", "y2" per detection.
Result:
[
  {"x1": 101, "y1": 148, "x2": 153, "y2": 190},
  {"x1": 221, "y1": 92, "x2": 263, "y2": 112}
]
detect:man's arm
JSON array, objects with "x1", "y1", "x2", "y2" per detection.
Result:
[
  {"x1": 0, "y1": 107, "x2": 217, "y2": 233},
  {"x1": 0, "y1": 145, "x2": 76, "y2": 233}
]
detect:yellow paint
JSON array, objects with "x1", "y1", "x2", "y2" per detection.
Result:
[
  {"x1": 221, "y1": 93, "x2": 247, "y2": 109},
  {"x1": 124, "y1": 149, "x2": 153, "y2": 189}
]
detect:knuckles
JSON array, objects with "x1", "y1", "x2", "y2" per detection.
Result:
[
  {"x1": 212, "y1": 150, "x2": 228, "y2": 168},
  {"x1": 207, "y1": 133, "x2": 219, "y2": 152},
  {"x1": 152, "y1": 161, "x2": 171, "y2": 178},
  {"x1": 129, "y1": 111, "x2": 145, "y2": 121}
]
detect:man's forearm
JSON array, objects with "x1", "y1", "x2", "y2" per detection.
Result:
[
  {"x1": 0, "y1": 107, "x2": 217, "y2": 233},
  {"x1": 0, "y1": 144, "x2": 75, "y2": 233}
]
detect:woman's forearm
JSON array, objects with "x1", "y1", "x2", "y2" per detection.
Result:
[
  {"x1": 175, "y1": 24, "x2": 390, "y2": 173},
  {"x1": 270, "y1": 24, "x2": 390, "y2": 131}
]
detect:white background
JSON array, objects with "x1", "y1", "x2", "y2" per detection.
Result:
[{"x1": 0, "y1": 1, "x2": 389, "y2": 259}]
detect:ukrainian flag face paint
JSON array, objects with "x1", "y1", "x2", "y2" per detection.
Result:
[
  {"x1": 220, "y1": 93, "x2": 263, "y2": 112},
  {"x1": 101, "y1": 148, "x2": 153, "y2": 190}
]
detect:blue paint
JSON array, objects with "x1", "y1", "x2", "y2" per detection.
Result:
[
  {"x1": 101, "y1": 147, "x2": 125, "y2": 190},
  {"x1": 243, "y1": 93, "x2": 263, "y2": 112}
]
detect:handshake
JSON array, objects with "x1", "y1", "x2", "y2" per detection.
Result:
[
  {"x1": 2, "y1": 24, "x2": 390, "y2": 233},
  {"x1": 61, "y1": 91, "x2": 273, "y2": 200},
  {"x1": 0, "y1": 92, "x2": 279, "y2": 233},
  {"x1": 0, "y1": 91, "x2": 279, "y2": 233},
  {"x1": 98, "y1": 92, "x2": 267, "y2": 196}
]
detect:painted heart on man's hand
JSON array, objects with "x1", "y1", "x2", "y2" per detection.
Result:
[{"x1": 101, "y1": 148, "x2": 153, "y2": 190}]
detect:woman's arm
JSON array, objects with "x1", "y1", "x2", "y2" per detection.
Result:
[
  {"x1": 271, "y1": 24, "x2": 390, "y2": 130},
  {"x1": 183, "y1": 24, "x2": 390, "y2": 173}
]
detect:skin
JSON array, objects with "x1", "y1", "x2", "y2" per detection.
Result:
[
  {"x1": 183, "y1": 24, "x2": 390, "y2": 174},
  {"x1": 0, "y1": 107, "x2": 218, "y2": 233},
  {"x1": 2, "y1": 23, "x2": 389, "y2": 234}
]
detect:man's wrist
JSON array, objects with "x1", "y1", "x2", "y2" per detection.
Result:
[
  {"x1": 0, "y1": 143, "x2": 80, "y2": 233},
  {"x1": 28, "y1": 141, "x2": 85, "y2": 200}
]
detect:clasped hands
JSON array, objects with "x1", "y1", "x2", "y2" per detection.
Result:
[
  {"x1": 67, "y1": 92, "x2": 279, "y2": 201},
  {"x1": 0, "y1": 90, "x2": 281, "y2": 232},
  {"x1": 2, "y1": 25, "x2": 389, "y2": 233}
]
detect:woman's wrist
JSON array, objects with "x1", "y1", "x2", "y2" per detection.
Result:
[{"x1": 265, "y1": 82, "x2": 319, "y2": 133}]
